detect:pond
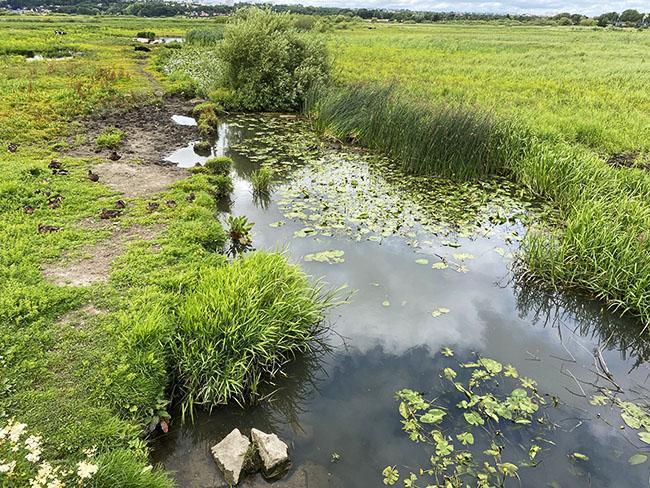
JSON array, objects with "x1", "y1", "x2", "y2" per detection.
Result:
[{"x1": 152, "y1": 114, "x2": 650, "y2": 487}]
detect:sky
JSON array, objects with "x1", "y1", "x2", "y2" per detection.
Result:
[{"x1": 221, "y1": 1, "x2": 650, "y2": 16}]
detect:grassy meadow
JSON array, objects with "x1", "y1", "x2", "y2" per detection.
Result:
[
  {"x1": 0, "y1": 14, "x2": 329, "y2": 487},
  {"x1": 331, "y1": 23, "x2": 650, "y2": 156},
  {"x1": 1, "y1": 10, "x2": 649, "y2": 487}
]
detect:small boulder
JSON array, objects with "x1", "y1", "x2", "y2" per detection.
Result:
[
  {"x1": 211, "y1": 428, "x2": 251, "y2": 486},
  {"x1": 251, "y1": 428, "x2": 290, "y2": 480}
]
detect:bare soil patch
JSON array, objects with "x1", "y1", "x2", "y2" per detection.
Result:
[
  {"x1": 93, "y1": 161, "x2": 188, "y2": 198},
  {"x1": 70, "y1": 97, "x2": 200, "y2": 166},
  {"x1": 43, "y1": 224, "x2": 163, "y2": 286},
  {"x1": 55, "y1": 303, "x2": 105, "y2": 329}
]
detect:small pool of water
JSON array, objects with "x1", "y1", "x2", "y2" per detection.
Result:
[
  {"x1": 171, "y1": 115, "x2": 197, "y2": 126},
  {"x1": 152, "y1": 115, "x2": 650, "y2": 487}
]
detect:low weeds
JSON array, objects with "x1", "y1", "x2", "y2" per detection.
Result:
[{"x1": 171, "y1": 252, "x2": 336, "y2": 417}]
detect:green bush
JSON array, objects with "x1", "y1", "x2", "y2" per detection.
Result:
[
  {"x1": 96, "y1": 127, "x2": 125, "y2": 149},
  {"x1": 170, "y1": 251, "x2": 332, "y2": 415},
  {"x1": 208, "y1": 174, "x2": 233, "y2": 198},
  {"x1": 185, "y1": 27, "x2": 224, "y2": 46},
  {"x1": 219, "y1": 7, "x2": 331, "y2": 111},
  {"x1": 136, "y1": 31, "x2": 155, "y2": 40},
  {"x1": 204, "y1": 155, "x2": 232, "y2": 176}
]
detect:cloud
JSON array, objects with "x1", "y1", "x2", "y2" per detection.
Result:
[{"x1": 233, "y1": 0, "x2": 649, "y2": 16}]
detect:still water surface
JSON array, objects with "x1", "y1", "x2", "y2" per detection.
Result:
[{"x1": 151, "y1": 115, "x2": 650, "y2": 487}]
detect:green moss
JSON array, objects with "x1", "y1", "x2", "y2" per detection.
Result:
[{"x1": 96, "y1": 127, "x2": 125, "y2": 149}]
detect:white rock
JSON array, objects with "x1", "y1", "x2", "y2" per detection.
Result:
[
  {"x1": 250, "y1": 429, "x2": 290, "y2": 478},
  {"x1": 211, "y1": 428, "x2": 251, "y2": 486}
]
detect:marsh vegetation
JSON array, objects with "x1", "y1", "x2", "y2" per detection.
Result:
[{"x1": 1, "y1": 8, "x2": 649, "y2": 488}]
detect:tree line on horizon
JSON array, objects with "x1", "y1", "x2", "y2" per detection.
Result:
[{"x1": 1, "y1": 0, "x2": 648, "y2": 28}]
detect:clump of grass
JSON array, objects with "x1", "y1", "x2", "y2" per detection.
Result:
[
  {"x1": 250, "y1": 166, "x2": 273, "y2": 195},
  {"x1": 185, "y1": 27, "x2": 224, "y2": 46},
  {"x1": 308, "y1": 83, "x2": 524, "y2": 179},
  {"x1": 204, "y1": 155, "x2": 232, "y2": 176},
  {"x1": 209, "y1": 174, "x2": 233, "y2": 199},
  {"x1": 193, "y1": 140, "x2": 212, "y2": 155},
  {"x1": 226, "y1": 215, "x2": 253, "y2": 247},
  {"x1": 95, "y1": 127, "x2": 125, "y2": 149},
  {"x1": 170, "y1": 251, "x2": 333, "y2": 416}
]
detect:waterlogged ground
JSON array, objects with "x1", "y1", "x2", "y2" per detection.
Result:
[{"x1": 151, "y1": 114, "x2": 650, "y2": 487}]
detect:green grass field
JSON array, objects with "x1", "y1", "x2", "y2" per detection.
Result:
[{"x1": 331, "y1": 23, "x2": 650, "y2": 156}]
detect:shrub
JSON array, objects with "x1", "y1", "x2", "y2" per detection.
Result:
[
  {"x1": 170, "y1": 251, "x2": 332, "y2": 415},
  {"x1": 95, "y1": 127, "x2": 125, "y2": 149},
  {"x1": 219, "y1": 7, "x2": 331, "y2": 111},
  {"x1": 209, "y1": 174, "x2": 233, "y2": 198},
  {"x1": 136, "y1": 31, "x2": 155, "y2": 40},
  {"x1": 250, "y1": 166, "x2": 273, "y2": 195},
  {"x1": 204, "y1": 156, "x2": 232, "y2": 176},
  {"x1": 185, "y1": 27, "x2": 224, "y2": 46}
]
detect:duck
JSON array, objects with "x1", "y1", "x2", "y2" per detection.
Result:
[
  {"x1": 108, "y1": 151, "x2": 121, "y2": 161},
  {"x1": 38, "y1": 223, "x2": 60, "y2": 233},
  {"x1": 48, "y1": 195, "x2": 63, "y2": 209},
  {"x1": 7, "y1": 143, "x2": 17, "y2": 153},
  {"x1": 99, "y1": 208, "x2": 121, "y2": 220},
  {"x1": 87, "y1": 170, "x2": 100, "y2": 182},
  {"x1": 52, "y1": 168, "x2": 69, "y2": 176},
  {"x1": 23, "y1": 205, "x2": 34, "y2": 214},
  {"x1": 147, "y1": 202, "x2": 159, "y2": 212},
  {"x1": 165, "y1": 200, "x2": 177, "y2": 208},
  {"x1": 48, "y1": 159, "x2": 62, "y2": 169},
  {"x1": 186, "y1": 192, "x2": 196, "y2": 202},
  {"x1": 115, "y1": 199, "x2": 127, "y2": 209}
]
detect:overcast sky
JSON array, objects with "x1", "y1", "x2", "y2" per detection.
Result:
[{"x1": 237, "y1": 1, "x2": 650, "y2": 16}]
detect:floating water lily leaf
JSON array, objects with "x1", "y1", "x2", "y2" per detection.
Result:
[
  {"x1": 269, "y1": 221, "x2": 285, "y2": 228},
  {"x1": 382, "y1": 466, "x2": 399, "y2": 486},
  {"x1": 443, "y1": 367, "x2": 456, "y2": 380},
  {"x1": 415, "y1": 258, "x2": 429, "y2": 265},
  {"x1": 441, "y1": 347, "x2": 454, "y2": 357},
  {"x1": 420, "y1": 408, "x2": 446, "y2": 424},
  {"x1": 638, "y1": 431, "x2": 650, "y2": 444},
  {"x1": 589, "y1": 395, "x2": 608, "y2": 406},
  {"x1": 478, "y1": 358, "x2": 503, "y2": 374},
  {"x1": 571, "y1": 452, "x2": 589, "y2": 461},
  {"x1": 382, "y1": 300, "x2": 390, "y2": 307},
  {"x1": 294, "y1": 227, "x2": 315, "y2": 238},
  {"x1": 431, "y1": 262, "x2": 448, "y2": 270},
  {"x1": 464, "y1": 411, "x2": 484, "y2": 426},
  {"x1": 304, "y1": 250, "x2": 345, "y2": 264},
  {"x1": 453, "y1": 253, "x2": 475, "y2": 261},
  {"x1": 628, "y1": 453, "x2": 647, "y2": 465},
  {"x1": 431, "y1": 307, "x2": 450, "y2": 318},
  {"x1": 529, "y1": 445, "x2": 541, "y2": 460},
  {"x1": 622, "y1": 412, "x2": 643, "y2": 429},
  {"x1": 504, "y1": 364, "x2": 519, "y2": 378},
  {"x1": 456, "y1": 432, "x2": 474, "y2": 445}
]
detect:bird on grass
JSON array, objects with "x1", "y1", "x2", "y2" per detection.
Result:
[
  {"x1": 108, "y1": 151, "x2": 121, "y2": 161},
  {"x1": 87, "y1": 170, "x2": 100, "y2": 182},
  {"x1": 23, "y1": 205, "x2": 34, "y2": 214},
  {"x1": 147, "y1": 202, "x2": 159, "y2": 212},
  {"x1": 100, "y1": 208, "x2": 121, "y2": 220},
  {"x1": 166, "y1": 200, "x2": 177, "y2": 208},
  {"x1": 186, "y1": 192, "x2": 196, "y2": 202},
  {"x1": 115, "y1": 200, "x2": 127, "y2": 209},
  {"x1": 7, "y1": 143, "x2": 17, "y2": 153},
  {"x1": 38, "y1": 223, "x2": 60, "y2": 233},
  {"x1": 48, "y1": 195, "x2": 63, "y2": 209},
  {"x1": 48, "y1": 159, "x2": 62, "y2": 169}
]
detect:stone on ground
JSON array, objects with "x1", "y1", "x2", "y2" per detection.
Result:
[
  {"x1": 211, "y1": 428, "x2": 251, "y2": 486},
  {"x1": 251, "y1": 428, "x2": 291, "y2": 479}
]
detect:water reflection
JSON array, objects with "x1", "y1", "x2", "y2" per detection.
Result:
[{"x1": 154, "y1": 114, "x2": 650, "y2": 487}]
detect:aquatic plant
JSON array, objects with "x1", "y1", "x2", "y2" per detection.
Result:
[
  {"x1": 170, "y1": 252, "x2": 334, "y2": 416},
  {"x1": 250, "y1": 166, "x2": 273, "y2": 195},
  {"x1": 384, "y1": 353, "x2": 548, "y2": 487},
  {"x1": 95, "y1": 126, "x2": 125, "y2": 149},
  {"x1": 185, "y1": 27, "x2": 224, "y2": 46},
  {"x1": 219, "y1": 7, "x2": 331, "y2": 111},
  {"x1": 226, "y1": 215, "x2": 253, "y2": 247},
  {"x1": 204, "y1": 155, "x2": 232, "y2": 176}
]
